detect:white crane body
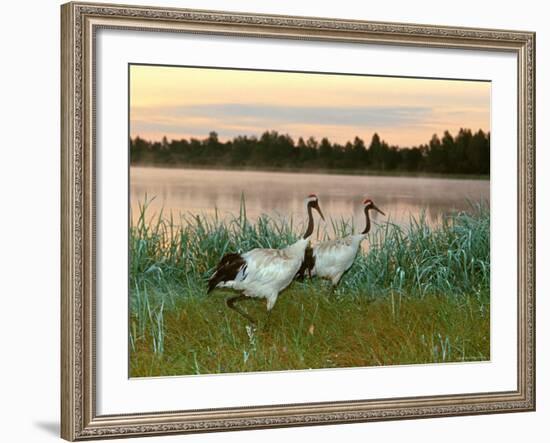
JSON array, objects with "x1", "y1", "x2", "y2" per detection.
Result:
[
  {"x1": 311, "y1": 234, "x2": 365, "y2": 286},
  {"x1": 296, "y1": 198, "x2": 385, "y2": 288},
  {"x1": 215, "y1": 238, "x2": 309, "y2": 310},
  {"x1": 208, "y1": 196, "x2": 324, "y2": 323}
]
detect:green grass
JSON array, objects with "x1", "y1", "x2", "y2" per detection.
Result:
[{"x1": 129, "y1": 197, "x2": 490, "y2": 377}]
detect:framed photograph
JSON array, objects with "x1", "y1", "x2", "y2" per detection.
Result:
[{"x1": 61, "y1": 1, "x2": 535, "y2": 440}]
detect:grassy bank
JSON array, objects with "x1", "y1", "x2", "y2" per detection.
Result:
[{"x1": 130, "y1": 199, "x2": 490, "y2": 377}]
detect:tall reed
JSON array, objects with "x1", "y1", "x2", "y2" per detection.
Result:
[{"x1": 131, "y1": 197, "x2": 489, "y2": 297}]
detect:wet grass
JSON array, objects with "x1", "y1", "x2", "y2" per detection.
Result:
[{"x1": 129, "y1": 197, "x2": 490, "y2": 377}]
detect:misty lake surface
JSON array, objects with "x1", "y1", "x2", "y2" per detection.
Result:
[{"x1": 130, "y1": 167, "x2": 489, "y2": 230}]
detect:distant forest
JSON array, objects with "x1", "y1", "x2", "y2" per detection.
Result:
[{"x1": 130, "y1": 129, "x2": 490, "y2": 175}]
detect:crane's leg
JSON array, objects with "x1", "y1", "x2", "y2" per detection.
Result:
[
  {"x1": 226, "y1": 294, "x2": 257, "y2": 325},
  {"x1": 260, "y1": 310, "x2": 273, "y2": 332},
  {"x1": 329, "y1": 273, "x2": 344, "y2": 295},
  {"x1": 262, "y1": 296, "x2": 277, "y2": 331}
]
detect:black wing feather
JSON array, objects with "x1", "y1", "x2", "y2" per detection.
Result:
[
  {"x1": 295, "y1": 246, "x2": 315, "y2": 281},
  {"x1": 207, "y1": 253, "x2": 247, "y2": 293}
]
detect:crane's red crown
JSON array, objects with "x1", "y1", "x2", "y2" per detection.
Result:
[
  {"x1": 308, "y1": 194, "x2": 318, "y2": 199},
  {"x1": 363, "y1": 198, "x2": 373, "y2": 205}
]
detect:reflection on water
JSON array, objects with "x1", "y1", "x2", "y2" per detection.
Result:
[{"x1": 130, "y1": 167, "x2": 489, "y2": 230}]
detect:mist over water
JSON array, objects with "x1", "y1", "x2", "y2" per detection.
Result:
[{"x1": 130, "y1": 167, "x2": 489, "y2": 230}]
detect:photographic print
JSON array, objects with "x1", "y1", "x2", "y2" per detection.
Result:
[
  {"x1": 129, "y1": 64, "x2": 490, "y2": 378},
  {"x1": 61, "y1": 5, "x2": 535, "y2": 438}
]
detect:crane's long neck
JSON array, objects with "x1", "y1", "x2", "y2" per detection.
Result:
[
  {"x1": 361, "y1": 207, "x2": 371, "y2": 235},
  {"x1": 303, "y1": 202, "x2": 315, "y2": 239}
]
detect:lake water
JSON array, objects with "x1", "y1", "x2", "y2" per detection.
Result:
[{"x1": 130, "y1": 167, "x2": 489, "y2": 229}]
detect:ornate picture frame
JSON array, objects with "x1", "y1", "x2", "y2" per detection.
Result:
[{"x1": 61, "y1": 2, "x2": 535, "y2": 440}]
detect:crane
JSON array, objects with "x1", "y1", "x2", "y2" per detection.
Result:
[
  {"x1": 207, "y1": 194, "x2": 325, "y2": 324},
  {"x1": 296, "y1": 198, "x2": 385, "y2": 289}
]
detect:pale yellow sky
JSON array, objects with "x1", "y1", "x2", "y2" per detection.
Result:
[{"x1": 130, "y1": 65, "x2": 490, "y2": 147}]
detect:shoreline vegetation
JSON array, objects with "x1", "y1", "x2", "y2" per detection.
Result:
[
  {"x1": 130, "y1": 128, "x2": 490, "y2": 178},
  {"x1": 129, "y1": 198, "x2": 490, "y2": 377}
]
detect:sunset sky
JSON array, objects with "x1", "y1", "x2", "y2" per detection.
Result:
[{"x1": 130, "y1": 65, "x2": 490, "y2": 147}]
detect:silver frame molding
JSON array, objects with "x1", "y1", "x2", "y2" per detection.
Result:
[{"x1": 61, "y1": 2, "x2": 536, "y2": 440}]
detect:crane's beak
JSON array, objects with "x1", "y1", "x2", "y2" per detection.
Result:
[
  {"x1": 372, "y1": 204, "x2": 385, "y2": 216},
  {"x1": 315, "y1": 204, "x2": 325, "y2": 221}
]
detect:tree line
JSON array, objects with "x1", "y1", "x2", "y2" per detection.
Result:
[{"x1": 130, "y1": 128, "x2": 490, "y2": 175}]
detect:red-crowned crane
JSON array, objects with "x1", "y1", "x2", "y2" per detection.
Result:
[
  {"x1": 296, "y1": 198, "x2": 385, "y2": 288},
  {"x1": 207, "y1": 195, "x2": 325, "y2": 324}
]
